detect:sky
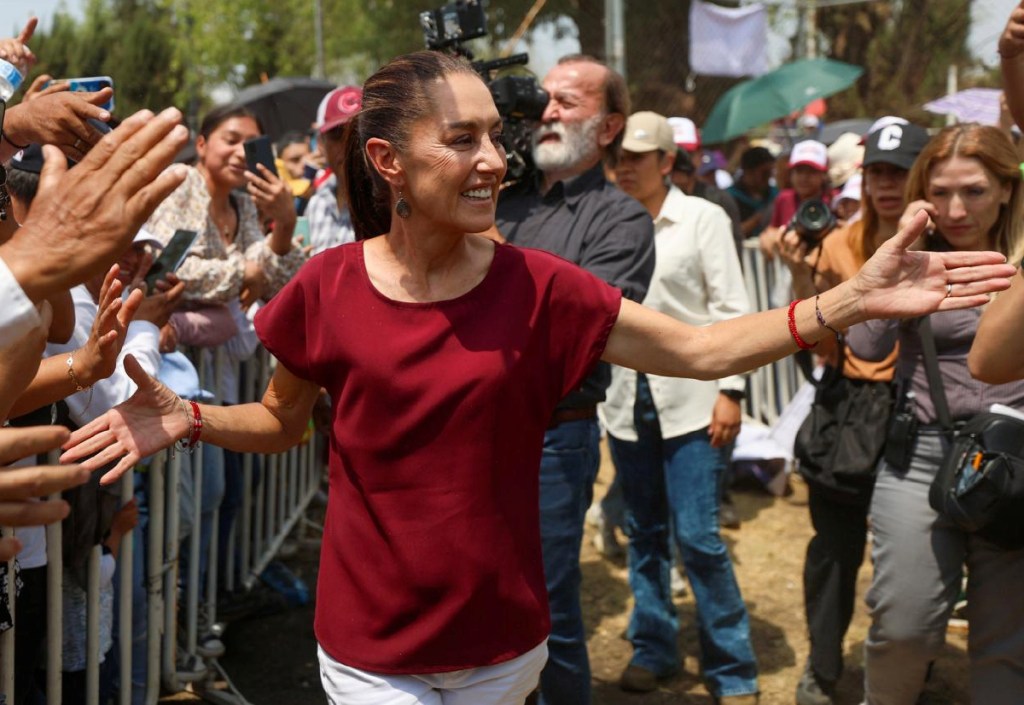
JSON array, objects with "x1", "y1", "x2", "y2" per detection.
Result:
[{"x1": 4, "y1": 0, "x2": 1021, "y2": 77}]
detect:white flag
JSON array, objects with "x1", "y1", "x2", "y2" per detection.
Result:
[{"x1": 689, "y1": 1, "x2": 768, "y2": 77}]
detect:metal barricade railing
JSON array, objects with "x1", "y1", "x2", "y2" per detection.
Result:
[
  {"x1": 0, "y1": 344, "x2": 325, "y2": 705},
  {"x1": 741, "y1": 240, "x2": 801, "y2": 425}
]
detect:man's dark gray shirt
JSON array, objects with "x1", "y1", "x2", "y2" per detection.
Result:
[{"x1": 495, "y1": 163, "x2": 655, "y2": 411}]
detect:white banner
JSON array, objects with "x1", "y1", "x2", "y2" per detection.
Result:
[{"x1": 689, "y1": 1, "x2": 768, "y2": 77}]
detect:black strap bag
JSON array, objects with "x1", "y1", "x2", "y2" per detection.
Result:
[
  {"x1": 919, "y1": 316, "x2": 1024, "y2": 550},
  {"x1": 794, "y1": 340, "x2": 894, "y2": 502}
]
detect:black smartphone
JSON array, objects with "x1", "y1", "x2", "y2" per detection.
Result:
[
  {"x1": 144, "y1": 229, "x2": 198, "y2": 292},
  {"x1": 244, "y1": 136, "x2": 278, "y2": 178}
]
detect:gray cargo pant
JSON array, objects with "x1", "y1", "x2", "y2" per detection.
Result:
[{"x1": 864, "y1": 432, "x2": 1024, "y2": 705}]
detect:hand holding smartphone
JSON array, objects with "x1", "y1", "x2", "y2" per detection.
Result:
[
  {"x1": 244, "y1": 136, "x2": 278, "y2": 179},
  {"x1": 144, "y1": 229, "x2": 198, "y2": 292}
]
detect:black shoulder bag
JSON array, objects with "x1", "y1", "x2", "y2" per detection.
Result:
[
  {"x1": 919, "y1": 316, "x2": 1024, "y2": 550},
  {"x1": 794, "y1": 337, "x2": 895, "y2": 502}
]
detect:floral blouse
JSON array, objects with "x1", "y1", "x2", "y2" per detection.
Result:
[{"x1": 144, "y1": 166, "x2": 307, "y2": 304}]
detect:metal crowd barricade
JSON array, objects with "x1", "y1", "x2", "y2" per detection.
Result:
[
  {"x1": 740, "y1": 240, "x2": 802, "y2": 425},
  {"x1": 0, "y1": 343, "x2": 325, "y2": 705}
]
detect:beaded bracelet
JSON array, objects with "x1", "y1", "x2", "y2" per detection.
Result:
[{"x1": 787, "y1": 299, "x2": 817, "y2": 351}]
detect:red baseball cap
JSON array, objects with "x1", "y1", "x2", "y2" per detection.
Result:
[{"x1": 317, "y1": 86, "x2": 363, "y2": 134}]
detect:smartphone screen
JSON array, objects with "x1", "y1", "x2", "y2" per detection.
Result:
[
  {"x1": 144, "y1": 229, "x2": 198, "y2": 291},
  {"x1": 244, "y1": 136, "x2": 278, "y2": 178},
  {"x1": 56, "y1": 76, "x2": 115, "y2": 112}
]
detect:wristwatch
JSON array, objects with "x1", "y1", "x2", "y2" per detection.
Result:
[{"x1": 720, "y1": 389, "x2": 746, "y2": 402}]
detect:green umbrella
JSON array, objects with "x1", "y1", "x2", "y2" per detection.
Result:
[{"x1": 701, "y1": 58, "x2": 864, "y2": 144}]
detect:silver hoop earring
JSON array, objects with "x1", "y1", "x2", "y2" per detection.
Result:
[{"x1": 395, "y1": 191, "x2": 411, "y2": 219}]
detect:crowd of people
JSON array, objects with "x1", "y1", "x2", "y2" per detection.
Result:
[{"x1": 2, "y1": 5, "x2": 1024, "y2": 705}]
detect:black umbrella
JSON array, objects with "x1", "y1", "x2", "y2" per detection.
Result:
[{"x1": 233, "y1": 77, "x2": 337, "y2": 142}]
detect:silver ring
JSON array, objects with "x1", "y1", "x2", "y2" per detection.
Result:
[
  {"x1": 946, "y1": 282, "x2": 954, "y2": 298},
  {"x1": 73, "y1": 138, "x2": 82, "y2": 150}
]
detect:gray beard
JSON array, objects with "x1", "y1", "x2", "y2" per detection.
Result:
[{"x1": 531, "y1": 114, "x2": 604, "y2": 174}]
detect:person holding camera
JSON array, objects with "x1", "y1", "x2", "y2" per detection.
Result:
[
  {"x1": 777, "y1": 122, "x2": 929, "y2": 705},
  {"x1": 59, "y1": 52, "x2": 1016, "y2": 705},
  {"x1": 761, "y1": 141, "x2": 831, "y2": 258},
  {"x1": 846, "y1": 123, "x2": 1024, "y2": 705},
  {"x1": 604, "y1": 111, "x2": 757, "y2": 703},
  {"x1": 493, "y1": 55, "x2": 655, "y2": 705}
]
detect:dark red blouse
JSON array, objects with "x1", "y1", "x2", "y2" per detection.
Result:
[{"x1": 254, "y1": 241, "x2": 621, "y2": 673}]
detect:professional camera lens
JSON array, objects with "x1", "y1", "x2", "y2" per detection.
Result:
[{"x1": 792, "y1": 199, "x2": 837, "y2": 246}]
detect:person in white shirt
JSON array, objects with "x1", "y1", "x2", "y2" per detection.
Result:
[{"x1": 600, "y1": 112, "x2": 757, "y2": 703}]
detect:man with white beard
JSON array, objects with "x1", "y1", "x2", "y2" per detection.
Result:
[{"x1": 494, "y1": 55, "x2": 655, "y2": 705}]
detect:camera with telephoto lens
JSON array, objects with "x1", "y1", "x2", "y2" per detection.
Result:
[
  {"x1": 420, "y1": 0, "x2": 549, "y2": 183},
  {"x1": 790, "y1": 198, "x2": 837, "y2": 247}
]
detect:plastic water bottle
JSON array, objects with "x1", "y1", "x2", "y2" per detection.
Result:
[{"x1": 0, "y1": 58, "x2": 24, "y2": 102}]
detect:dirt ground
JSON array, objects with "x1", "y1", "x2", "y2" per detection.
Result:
[{"x1": 166, "y1": 441, "x2": 971, "y2": 705}]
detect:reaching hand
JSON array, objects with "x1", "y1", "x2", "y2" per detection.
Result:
[
  {"x1": 849, "y1": 210, "x2": 1017, "y2": 320},
  {"x1": 78, "y1": 265, "x2": 143, "y2": 385},
  {"x1": 134, "y1": 275, "x2": 185, "y2": 328},
  {"x1": 4, "y1": 88, "x2": 112, "y2": 162},
  {"x1": 61, "y1": 355, "x2": 188, "y2": 485},
  {"x1": 0, "y1": 18, "x2": 37, "y2": 75},
  {"x1": 23, "y1": 74, "x2": 66, "y2": 103},
  {"x1": 0, "y1": 425, "x2": 90, "y2": 561},
  {"x1": 0, "y1": 108, "x2": 189, "y2": 304},
  {"x1": 1000, "y1": 2, "x2": 1024, "y2": 60}
]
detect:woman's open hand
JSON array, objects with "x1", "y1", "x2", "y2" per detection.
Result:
[
  {"x1": 850, "y1": 210, "x2": 1017, "y2": 320},
  {"x1": 60, "y1": 354, "x2": 188, "y2": 485}
]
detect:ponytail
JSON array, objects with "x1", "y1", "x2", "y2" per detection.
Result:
[{"x1": 342, "y1": 113, "x2": 391, "y2": 240}]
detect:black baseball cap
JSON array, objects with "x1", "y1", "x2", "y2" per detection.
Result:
[
  {"x1": 9, "y1": 144, "x2": 44, "y2": 174},
  {"x1": 863, "y1": 123, "x2": 930, "y2": 170}
]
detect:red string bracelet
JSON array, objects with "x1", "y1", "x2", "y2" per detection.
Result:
[
  {"x1": 187, "y1": 400, "x2": 203, "y2": 448},
  {"x1": 787, "y1": 299, "x2": 818, "y2": 351}
]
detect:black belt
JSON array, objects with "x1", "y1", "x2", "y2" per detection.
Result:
[{"x1": 548, "y1": 406, "x2": 597, "y2": 429}]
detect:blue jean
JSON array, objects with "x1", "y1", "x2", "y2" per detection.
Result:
[
  {"x1": 537, "y1": 418, "x2": 600, "y2": 705},
  {"x1": 607, "y1": 375, "x2": 757, "y2": 698}
]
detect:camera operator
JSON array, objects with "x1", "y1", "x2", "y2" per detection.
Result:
[
  {"x1": 494, "y1": 55, "x2": 655, "y2": 705},
  {"x1": 761, "y1": 141, "x2": 832, "y2": 259}
]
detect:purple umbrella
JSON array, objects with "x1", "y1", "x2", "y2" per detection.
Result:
[{"x1": 924, "y1": 88, "x2": 1002, "y2": 126}]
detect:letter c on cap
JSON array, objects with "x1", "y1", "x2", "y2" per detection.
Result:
[{"x1": 878, "y1": 125, "x2": 904, "y2": 151}]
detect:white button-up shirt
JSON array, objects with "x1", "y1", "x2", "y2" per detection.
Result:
[{"x1": 600, "y1": 186, "x2": 750, "y2": 441}]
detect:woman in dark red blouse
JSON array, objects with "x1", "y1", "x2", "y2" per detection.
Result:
[{"x1": 63, "y1": 52, "x2": 1013, "y2": 703}]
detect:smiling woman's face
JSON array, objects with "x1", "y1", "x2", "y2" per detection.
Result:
[
  {"x1": 396, "y1": 73, "x2": 507, "y2": 235},
  {"x1": 197, "y1": 116, "x2": 262, "y2": 190},
  {"x1": 927, "y1": 155, "x2": 1010, "y2": 251}
]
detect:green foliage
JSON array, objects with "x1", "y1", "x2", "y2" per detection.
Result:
[
  {"x1": 21, "y1": 0, "x2": 990, "y2": 132},
  {"x1": 28, "y1": 0, "x2": 183, "y2": 116}
]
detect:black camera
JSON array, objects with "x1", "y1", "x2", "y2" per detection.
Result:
[
  {"x1": 790, "y1": 199, "x2": 837, "y2": 247},
  {"x1": 420, "y1": 0, "x2": 487, "y2": 50},
  {"x1": 420, "y1": 0, "x2": 549, "y2": 182}
]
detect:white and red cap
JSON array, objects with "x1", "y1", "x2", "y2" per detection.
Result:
[
  {"x1": 667, "y1": 117, "x2": 700, "y2": 151},
  {"x1": 316, "y1": 86, "x2": 363, "y2": 134},
  {"x1": 788, "y1": 140, "x2": 828, "y2": 172}
]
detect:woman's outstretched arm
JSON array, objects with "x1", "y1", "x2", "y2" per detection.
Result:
[
  {"x1": 604, "y1": 212, "x2": 1016, "y2": 380},
  {"x1": 60, "y1": 355, "x2": 320, "y2": 485},
  {"x1": 969, "y1": 272, "x2": 1024, "y2": 384}
]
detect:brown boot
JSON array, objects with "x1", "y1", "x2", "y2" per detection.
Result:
[{"x1": 619, "y1": 664, "x2": 658, "y2": 693}]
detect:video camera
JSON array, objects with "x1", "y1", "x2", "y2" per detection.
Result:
[
  {"x1": 420, "y1": 0, "x2": 549, "y2": 182},
  {"x1": 789, "y1": 199, "x2": 837, "y2": 248}
]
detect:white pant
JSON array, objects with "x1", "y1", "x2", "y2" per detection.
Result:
[{"x1": 318, "y1": 641, "x2": 548, "y2": 705}]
